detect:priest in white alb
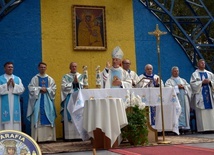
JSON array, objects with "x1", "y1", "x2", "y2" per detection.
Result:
[
  {"x1": 137, "y1": 64, "x2": 164, "y2": 127},
  {"x1": 60, "y1": 62, "x2": 84, "y2": 140},
  {"x1": 122, "y1": 59, "x2": 139, "y2": 88},
  {"x1": 27, "y1": 62, "x2": 57, "y2": 142},
  {"x1": 165, "y1": 66, "x2": 191, "y2": 133},
  {"x1": 0, "y1": 62, "x2": 25, "y2": 131},
  {"x1": 190, "y1": 59, "x2": 214, "y2": 132},
  {"x1": 100, "y1": 46, "x2": 132, "y2": 89}
]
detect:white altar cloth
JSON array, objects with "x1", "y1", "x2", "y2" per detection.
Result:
[
  {"x1": 68, "y1": 87, "x2": 181, "y2": 141},
  {"x1": 83, "y1": 98, "x2": 128, "y2": 147}
]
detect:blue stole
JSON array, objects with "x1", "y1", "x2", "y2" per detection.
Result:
[
  {"x1": 143, "y1": 73, "x2": 156, "y2": 87},
  {"x1": 60, "y1": 74, "x2": 80, "y2": 122},
  {"x1": 65, "y1": 94, "x2": 72, "y2": 121},
  {"x1": 199, "y1": 72, "x2": 212, "y2": 109},
  {"x1": 0, "y1": 75, "x2": 20, "y2": 123},
  {"x1": 173, "y1": 78, "x2": 187, "y2": 127},
  {"x1": 144, "y1": 73, "x2": 156, "y2": 125},
  {"x1": 38, "y1": 76, "x2": 51, "y2": 125}
]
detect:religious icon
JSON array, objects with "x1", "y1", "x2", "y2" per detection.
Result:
[
  {"x1": 73, "y1": 5, "x2": 107, "y2": 51},
  {"x1": 112, "y1": 76, "x2": 119, "y2": 86}
]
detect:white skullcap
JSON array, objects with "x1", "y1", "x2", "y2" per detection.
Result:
[{"x1": 112, "y1": 46, "x2": 124, "y2": 60}]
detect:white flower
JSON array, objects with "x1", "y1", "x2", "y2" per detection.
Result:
[{"x1": 124, "y1": 91, "x2": 146, "y2": 110}]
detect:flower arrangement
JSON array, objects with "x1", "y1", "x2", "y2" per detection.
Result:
[{"x1": 122, "y1": 91, "x2": 148, "y2": 145}]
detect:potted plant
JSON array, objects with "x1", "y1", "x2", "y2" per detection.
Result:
[{"x1": 121, "y1": 91, "x2": 148, "y2": 146}]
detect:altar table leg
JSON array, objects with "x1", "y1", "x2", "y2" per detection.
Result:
[{"x1": 92, "y1": 128, "x2": 118, "y2": 149}]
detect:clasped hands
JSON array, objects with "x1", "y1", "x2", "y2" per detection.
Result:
[
  {"x1": 40, "y1": 87, "x2": 47, "y2": 93},
  {"x1": 73, "y1": 75, "x2": 79, "y2": 83},
  {"x1": 202, "y1": 79, "x2": 210, "y2": 84},
  {"x1": 112, "y1": 77, "x2": 122, "y2": 86},
  {"x1": 7, "y1": 78, "x2": 14, "y2": 87},
  {"x1": 178, "y1": 84, "x2": 184, "y2": 89}
]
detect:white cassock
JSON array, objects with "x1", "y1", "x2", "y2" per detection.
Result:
[
  {"x1": 165, "y1": 76, "x2": 191, "y2": 130},
  {"x1": 27, "y1": 73, "x2": 57, "y2": 142},
  {"x1": 60, "y1": 72, "x2": 83, "y2": 140},
  {"x1": 0, "y1": 74, "x2": 25, "y2": 131},
  {"x1": 190, "y1": 69, "x2": 214, "y2": 132},
  {"x1": 100, "y1": 67, "x2": 132, "y2": 88}
]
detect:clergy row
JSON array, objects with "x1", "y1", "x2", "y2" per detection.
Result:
[
  {"x1": 123, "y1": 57, "x2": 214, "y2": 134},
  {"x1": 0, "y1": 46, "x2": 214, "y2": 143}
]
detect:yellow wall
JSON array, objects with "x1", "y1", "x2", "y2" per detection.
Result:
[{"x1": 41, "y1": 0, "x2": 136, "y2": 138}]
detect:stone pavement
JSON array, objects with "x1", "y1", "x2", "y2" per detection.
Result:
[{"x1": 42, "y1": 132, "x2": 214, "y2": 155}]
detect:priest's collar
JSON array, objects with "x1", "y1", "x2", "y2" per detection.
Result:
[
  {"x1": 4, "y1": 74, "x2": 13, "y2": 79},
  {"x1": 111, "y1": 67, "x2": 121, "y2": 70},
  {"x1": 197, "y1": 69, "x2": 205, "y2": 72},
  {"x1": 37, "y1": 73, "x2": 48, "y2": 77},
  {"x1": 70, "y1": 72, "x2": 78, "y2": 76},
  {"x1": 144, "y1": 73, "x2": 154, "y2": 77},
  {"x1": 171, "y1": 76, "x2": 180, "y2": 80}
]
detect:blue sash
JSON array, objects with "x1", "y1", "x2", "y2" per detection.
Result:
[
  {"x1": 0, "y1": 75, "x2": 20, "y2": 123},
  {"x1": 199, "y1": 72, "x2": 212, "y2": 109}
]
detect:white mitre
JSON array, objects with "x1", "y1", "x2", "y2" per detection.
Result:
[{"x1": 112, "y1": 46, "x2": 124, "y2": 60}]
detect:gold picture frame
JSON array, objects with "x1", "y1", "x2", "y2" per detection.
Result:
[{"x1": 73, "y1": 5, "x2": 107, "y2": 51}]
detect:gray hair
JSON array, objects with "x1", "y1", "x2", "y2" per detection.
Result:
[
  {"x1": 171, "y1": 66, "x2": 179, "y2": 72},
  {"x1": 145, "y1": 64, "x2": 153, "y2": 70}
]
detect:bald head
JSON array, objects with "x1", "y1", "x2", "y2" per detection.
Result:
[
  {"x1": 145, "y1": 64, "x2": 153, "y2": 76},
  {"x1": 122, "y1": 59, "x2": 131, "y2": 71}
]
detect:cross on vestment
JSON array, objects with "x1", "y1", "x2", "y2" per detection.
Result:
[
  {"x1": 14, "y1": 110, "x2": 19, "y2": 117},
  {"x1": 3, "y1": 110, "x2": 9, "y2": 117},
  {"x1": 41, "y1": 79, "x2": 46, "y2": 87}
]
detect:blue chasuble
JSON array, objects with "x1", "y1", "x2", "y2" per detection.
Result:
[
  {"x1": 199, "y1": 72, "x2": 212, "y2": 109},
  {"x1": 0, "y1": 75, "x2": 20, "y2": 123},
  {"x1": 38, "y1": 76, "x2": 51, "y2": 125},
  {"x1": 111, "y1": 69, "x2": 122, "y2": 88}
]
